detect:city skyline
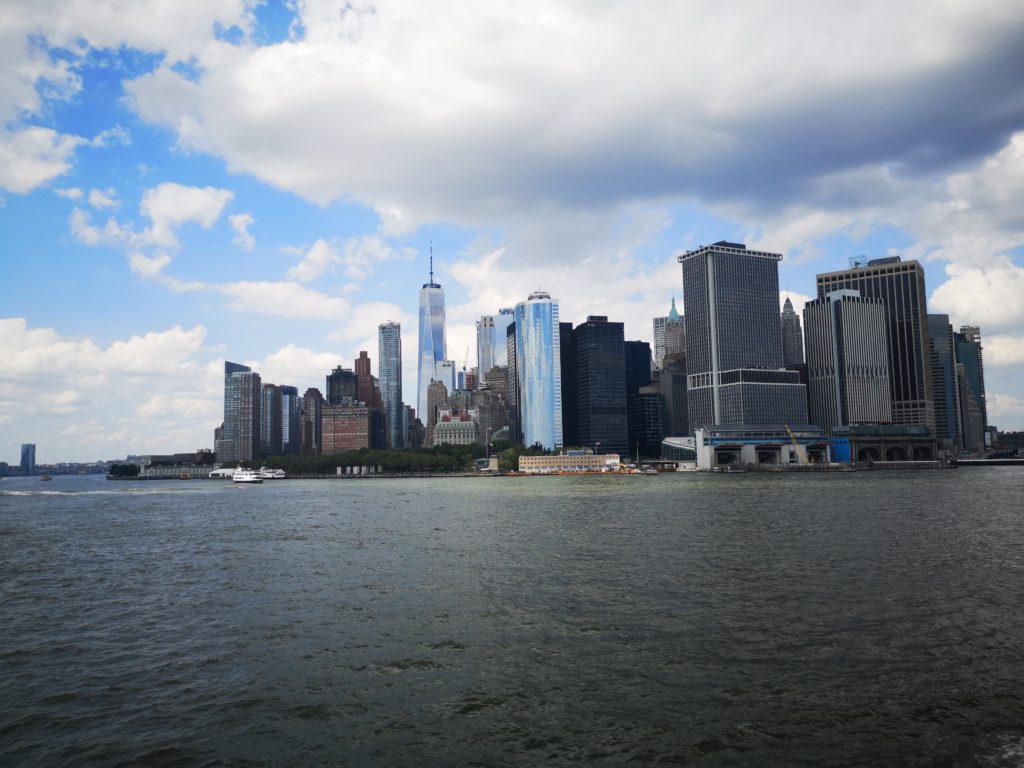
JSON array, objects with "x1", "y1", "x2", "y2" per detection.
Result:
[{"x1": 2, "y1": 2, "x2": 1024, "y2": 462}]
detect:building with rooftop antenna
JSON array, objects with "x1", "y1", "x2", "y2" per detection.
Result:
[{"x1": 417, "y1": 245, "x2": 447, "y2": 421}]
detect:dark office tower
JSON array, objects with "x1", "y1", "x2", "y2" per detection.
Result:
[
  {"x1": 20, "y1": 443, "x2": 36, "y2": 475},
  {"x1": 354, "y1": 351, "x2": 382, "y2": 408},
  {"x1": 572, "y1": 316, "x2": 627, "y2": 453},
  {"x1": 624, "y1": 341, "x2": 652, "y2": 395},
  {"x1": 505, "y1": 322, "x2": 520, "y2": 444},
  {"x1": 927, "y1": 315, "x2": 961, "y2": 449},
  {"x1": 625, "y1": 340, "x2": 653, "y2": 452},
  {"x1": 955, "y1": 326, "x2": 987, "y2": 430},
  {"x1": 781, "y1": 296, "x2": 804, "y2": 366},
  {"x1": 679, "y1": 241, "x2": 808, "y2": 430},
  {"x1": 326, "y1": 366, "x2": 358, "y2": 406},
  {"x1": 235, "y1": 371, "x2": 262, "y2": 462},
  {"x1": 217, "y1": 361, "x2": 251, "y2": 462},
  {"x1": 260, "y1": 383, "x2": 283, "y2": 456},
  {"x1": 300, "y1": 388, "x2": 325, "y2": 456},
  {"x1": 629, "y1": 386, "x2": 665, "y2": 459},
  {"x1": 816, "y1": 257, "x2": 934, "y2": 430},
  {"x1": 660, "y1": 355, "x2": 689, "y2": 437},
  {"x1": 280, "y1": 386, "x2": 301, "y2": 455},
  {"x1": 804, "y1": 291, "x2": 892, "y2": 434},
  {"x1": 378, "y1": 321, "x2": 403, "y2": 449},
  {"x1": 559, "y1": 322, "x2": 578, "y2": 446}
]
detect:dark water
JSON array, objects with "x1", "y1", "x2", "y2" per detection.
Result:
[{"x1": 2, "y1": 470, "x2": 1024, "y2": 767}]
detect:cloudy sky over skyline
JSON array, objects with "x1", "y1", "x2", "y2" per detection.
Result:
[{"x1": 2, "y1": 0, "x2": 1024, "y2": 463}]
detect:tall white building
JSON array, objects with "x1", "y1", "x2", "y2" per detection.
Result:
[
  {"x1": 515, "y1": 290, "x2": 563, "y2": 450},
  {"x1": 416, "y1": 254, "x2": 446, "y2": 420},
  {"x1": 476, "y1": 308, "x2": 515, "y2": 385}
]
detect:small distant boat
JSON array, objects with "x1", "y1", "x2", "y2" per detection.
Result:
[
  {"x1": 259, "y1": 467, "x2": 286, "y2": 479},
  {"x1": 40, "y1": 475, "x2": 53, "y2": 481},
  {"x1": 232, "y1": 468, "x2": 263, "y2": 484}
]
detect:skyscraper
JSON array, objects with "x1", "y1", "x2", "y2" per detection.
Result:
[
  {"x1": 954, "y1": 326, "x2": 987, "y2": 451},
  {"x1": 217, "y1": 361, "x2": 251, "y2": 462},
  {"x1": 378, "y1": 321, "x2": 403, "y2": 449},
  {"x1": 280, "y1": 385, "x2": 301, "y2": 455},
  {"x1": 515, "y1": 290, "x2": 563, "y2": 450},
  {"x1": 235, "y1": 371, "x2": 262, "y2": 462},
  {"x1": 417, "y1": 251, "x2": 447, "y2": 420},
  {"x1": 20, "y1": 443, "x2": 36, "y2": 475},
  {"x1": 300, "y1": 388, "x2": 325, "y2": 456},
  {"x1": 326, "y1": 366, "x2": 358, "y2": 405},
  {"x1": 679, "y1": 241, "x2": 808, "y2": 430},
  {"x1": 653, "y1": 315, "x2": 667, "y2": 370},
  {"x1": 476, "y1": 308, "x2": 514, "y2": 386},
  {"x1": 260, "y1": 383, "x2": 282, "y2": 456},
  {"x1": 927, "y1": 315, "x2": 961, "y2": 448},
  {"x1": 572, "y1": 316, "x2": 628, "y2": 454},
  {"x1": 816, "y1": 257, "x2": 934, "y2": 430},
  {"x1": 781, "y1": 296, "x2": 805, "y2": 366},
  {"x1": 804, "y1": 290, "x2": 892, "y2": 434},
  {"x1": 664, "y1": 297, "x2": 685, "y2": 363}
]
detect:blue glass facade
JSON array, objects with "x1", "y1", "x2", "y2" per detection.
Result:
[
  {"x1": 378, "y1": 321, "x2": 403, "y2": 449},
  {"x1": 417, "y1": 282, "x2": 446, "y2": 420},
  {"x1": 515, "y1": 291, "x2": 563, "y2": 450}
]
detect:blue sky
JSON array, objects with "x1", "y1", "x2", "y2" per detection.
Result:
[{"x1": 2, "y1": 0, "x2": 1023, "y2": 462}]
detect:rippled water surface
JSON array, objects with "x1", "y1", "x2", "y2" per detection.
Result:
[{"x1": 2, "y1": 470, "x2": 1024, "y2": 767}]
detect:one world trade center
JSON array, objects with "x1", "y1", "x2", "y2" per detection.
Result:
[{"x1": 417, "y1": 251, "x2": 447, "y2": 420}]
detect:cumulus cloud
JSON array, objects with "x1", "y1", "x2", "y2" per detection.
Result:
[
  {"x1": 54, "y1": 187, "x2": 83, "y2": 199},
  {"x1": 229, "y1": 212, "x2": 255, "y2": 250},
  {"x1": 217, "y1": 280, "x2": 351, "y2": 320},
  {"x1": 988, "y1": 393, "x2": 1024, "y2": 421},
  {"x1": 929, "y1": 258, "x2": 1024, "y2": 332},
  {"x1": 0, "y1": 127, "x2": 84, "y2": 194},
  {"x1": 139, "y1": 182, "x2": 234, "y2": 248},
  {"x1": 986, "y1": 336, "x2": 1024, "y2": 367},
  {"x1": 88, "y1": 187, "x2": 119, "y2": 209}
]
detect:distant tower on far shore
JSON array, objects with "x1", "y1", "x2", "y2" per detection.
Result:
[{"x1": 417, "y1": 246, "x2": 446, "y2": 421}]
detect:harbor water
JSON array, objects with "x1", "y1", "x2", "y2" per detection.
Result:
[{"x1": 2, "y1": 470, "x2": 1023, "y2": 766}]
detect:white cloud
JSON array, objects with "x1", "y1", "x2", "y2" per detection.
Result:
[
  {"x1": 986, "y1": 336, "x2": 1024, "y2": 367},
  {"x1": 88, "y1": 187, "x2": 119, "y2": 209},
  {"x1": 989, "y1": 393, "x2": 1024, "y2": 420},
  {"x1": 287, "y1": 238, "x2": 340, "y2": 282},
  {"x1": 246, "y1": 344, "x2": 344, "y2": 388},
  {"x1": 128, "y1": 252, "x2": 172, "y2": 278},
  {"x1": 217, "y1": 280, "x2": 351, "y2": 320},
  {"x1": 929, "y1": 258, "x2": 1024, "y2": 333},
  {"x1": 54, "y1": 187, "x2": 83, "y2": 199},
  {"x1": 88, "y1": 125, "x2": 131, "y2": 148},
  {"x1": 139, "y1": 182, "x2": 234, "y2": 248},
  {"x1": 229, "y1": 211, "x2": 255, "y2": 251},
  {"x1": 0, "y1": 126, "x2": 84, "y2": 194}
]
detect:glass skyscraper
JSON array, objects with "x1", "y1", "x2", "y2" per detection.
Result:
[
  {"x1": 476, "y1": 308, "x2": 514, "y2": 386},
  {"x1": 378, "y1": 321, "x2": 403, "y2": 449},
  {"x1": 280, "y1": 385, "x2": 301, "y2": 455},
  {"x1": 515, "y1": 290, "x2": 563, "y2": 450},
  {"x1": 417, "y1": 259, "x2": 446, "y2": 420}
]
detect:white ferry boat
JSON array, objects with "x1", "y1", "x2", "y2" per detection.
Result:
[
  {"x1": 209, "y1": 467, "x2": 236, "y2": 479},
  {"x1": 232, "y1": 468, "x2": 264, "y2": 484},
  {"x1": 259, "y1": 467, "x2": 286, "y2": 479}
]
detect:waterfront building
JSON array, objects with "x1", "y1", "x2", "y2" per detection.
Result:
[
  {"x1": 954, "y1": 326, "x2": 987, "y2": 443},
  {"x1": 956, "y1": 363, "x2": 986, "y2": 453},
  {"x1": 830, "y1": 424, "x2": 936, "y2": 463},
  {"x1": 816, "y1": 257, "x2": 934, "y2": 430},
  {"x1": 804, "y1": 290, "x2": 892, "y2": 434},
  {"x1": 217, "y1": 361, "x2": 251, "y2": 463},
  {"x1": 514, "y1": 290, "x2": 563, "y2": 450},
  {"x1": 781, "y1": 296, "x2": 805, "y2": 366},
  {"x1": 560, "y1": 322, "x2": 578, "y2": 447},
  {"x1": 403, "y1": 404, "x2": 422, "y2": 449},
  {"x1": 417, "y1": 253, "x2": 447, "y2": 420},
  {"x1": 326, "y1": 366, "x2": 358, "y2": 406},
  {"x1": 300, "y1": 388, "x2": 325, "y2": 456},
  {"x1": 695, "y1": 425, "x2": 831, "y2": 469},
  {"x1": 659, "y1": 359, "x2": 689, "y2": 437},
  {"x1": 321, "y1": 403, "x2": 370, "y2": 453},
  {"x1": 625, "y1": 340, "x2": 656, "y2": 451},
  {"x1": 629, "y1": 385, "x2": 665, "y2": 459},
  {"x1": 20, "y1": 443, "x2": 35, "y2": 475},
  {"x1": 518, "y1": 452, "x2": 621, "y2": 474},
  {"x1": 476, "y1": 309, "x2": 515, "y2": 386},
  {"x1": 378, "y1": 321, "x2": 403, "y2": 449},
  {"x1": 471, "y1": 387, "x2": 507, "y2": 447},
  {"x1": 679, "y1": 241, "x2": 808, "y2": 430},
  {"x1": 235, "y1": 371, "x2": 262, "y2": 462},
  {"x1": 927, "y1": 315, "x2": 961, "y2": 449},
  {"x1": 280, "y1": 385, "x2": 301, "y2": 455},
  {"x1": 260, "y1": 383, "x2": 283, "y2": 456},
  {"x1": 571, "y1": 316, "x2": 628, "y2": 454}
]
